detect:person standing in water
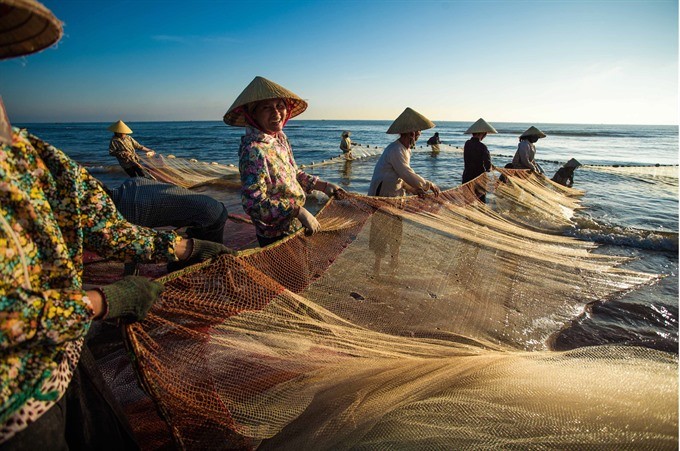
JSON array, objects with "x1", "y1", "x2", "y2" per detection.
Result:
[
  {"x1": 223, "y1": 76, "x2": 343, "y2": 247},
  {"x1": 462, "y1": 118, "x2": 497, "y2": 203},
  {"x1": 108, "y1": 119, "x2": 155, "y2": 178},
  {"x1": 427, "y1": 131, "x2": 442, "y2": 155},
  {"x1": 340, "y1": 130, "x2": 354, "y2": 159},
  {"x1": 367, "y1": 107, "x2": 440, "y2": 277},
  {"x1": 512, "y1": 126, "x2": 546, "y2": 173}
]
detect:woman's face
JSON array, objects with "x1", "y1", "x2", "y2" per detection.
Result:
[{"x1": 252, "y1": 98, "x2": 288, "y2": 134}]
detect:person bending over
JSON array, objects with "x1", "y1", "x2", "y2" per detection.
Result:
[
  {"x1": 108, "y1": 119, "x2": 155, "y2": 178},
  {"x1": 105, "y1": 177, "x2": 230, "y2": 274},
  {"x1": 512, "y1": 126, "x2": 547, "y2": 173}
]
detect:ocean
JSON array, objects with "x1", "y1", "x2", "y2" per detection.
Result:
[{"x1": 15, "y1": 120, "x2": 679, "y2": 354}]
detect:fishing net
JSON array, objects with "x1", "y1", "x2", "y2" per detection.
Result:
[
  {"x1": 583, "y1": 163, "x2": 679, "y2": 187},
  {"x1": 140, "y1": 152, "x2": 240, "y2": 189},
  {"x1": 91, "y1": 168, "x2": 678, "y2": 450},
  {"x1": 138, "y1": 144, "x2": 385, "y2": 188}
]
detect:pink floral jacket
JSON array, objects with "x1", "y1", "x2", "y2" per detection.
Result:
[{"x1": 238, "y1": 127, "x2": 317, "y2": 238}]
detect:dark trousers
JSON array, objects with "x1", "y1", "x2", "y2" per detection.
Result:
[
  {"x1": 186, "y1": 206, "x2": 229, "y2": 244},
  {"x1": 123, "y1": 165, "x2": 146, "y2": 178},
  {"x1": 0, "y1": 346, "x2": 139, "y2": 451}
]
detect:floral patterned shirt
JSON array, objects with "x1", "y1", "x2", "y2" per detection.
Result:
[
  {"x1": 109, "y1": 135, "x2": 145, "y2": 169},
  {"x1": 238, "y1": 127, "x2": 318, "y2": 238},
  {"x1": 0, "y1": 128, "x2": 180, "y2": 442}
]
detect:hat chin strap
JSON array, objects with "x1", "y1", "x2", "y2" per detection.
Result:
[
  {"x1": 235, "y1": 106, "x2": 260, "y2": 130},
  {"x1": 237, "y1": 99, "x2": 294, "y2": 132},
  {"x1": 281, "y1": 99, "x2": 294, "y2": 128}
]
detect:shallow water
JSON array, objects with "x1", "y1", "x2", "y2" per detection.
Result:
[{"x1": 16, "y1": 120, "x2": 679, "y2": 353}]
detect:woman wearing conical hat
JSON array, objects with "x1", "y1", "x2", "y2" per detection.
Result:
[
  {"x1": 107, "y1": 119, "x2": 155, "y2": 178},
  {"x1": 367, "y1": 107, "x2": 441, "y2": 198},
  {"x1": 462, "y1": 118, "x2": 497, "y2": 203},
  {"x1": 367, "y1": 108, "x2": 440, "y2": 277},
  {"x1": 224, "y1": 76, "x2": 342, "y2": 247},
  {"x1": 0, "y1": 2, "x2": 232, "y2": 448},
  {"x1": 340, "y1": 130, "x2": 353, "y2": 160},
  {"x1": 551, "y1": 158, "x2": 581, "y2": 187},
  {"x1": 512, "y1": 126, "x2": 546, "y2": 173}
]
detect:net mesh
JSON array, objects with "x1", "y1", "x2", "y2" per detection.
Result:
[
  {"x1": 99, "y1": 168, "x2": 678, "y2": 450},
  {"x1": 140, "y1": 152, "x2": 240, "y2": 189}
]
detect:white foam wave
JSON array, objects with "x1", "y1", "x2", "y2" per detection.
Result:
[{"x1": 567, "y1": 219, "x2": 678, "y2": 252}]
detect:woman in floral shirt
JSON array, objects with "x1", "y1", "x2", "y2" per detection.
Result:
[
  {"x1": 223, "y1": 76, "x2": 343, "y2": 247},
  {"x1": 0, "y1": 3, "x2": 230, "y2": 447}
]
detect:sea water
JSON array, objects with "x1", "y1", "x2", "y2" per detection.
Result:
[{"x1": 14, "y1": 120, "x2": 679, "y2": 353}]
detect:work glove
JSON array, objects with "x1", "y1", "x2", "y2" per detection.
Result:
[
  {"x1": 100, "y1": 275, "x2": 164, "y2": 323},
  {"x1": 167, "y1": 239, "x2": 233, "y2": 272},
  {"x1": 189, "y1": 238, "x2": 233, "y2": 261}
]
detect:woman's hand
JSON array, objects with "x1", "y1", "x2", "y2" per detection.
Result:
[
  {"x1": 324, "y1": 182, "x2": 345, "y2": 197},
  {"x1": 297, "y1": 207, "x2": 321, "y2": 235},
  {"x1": 416, "y1": 181, "x2": 441, "y2": 198},
  {"x1": 316, "y1": 180, "x2": 344, "y2": 197}
]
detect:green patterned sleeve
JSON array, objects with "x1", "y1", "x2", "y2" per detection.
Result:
[{"x1": 76, "y1": 165, "x2": 180, "y2": 263}]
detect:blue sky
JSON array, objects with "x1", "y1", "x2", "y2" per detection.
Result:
[{"x1": 1, "y1": 0, "x2": 677, "y2": 125}]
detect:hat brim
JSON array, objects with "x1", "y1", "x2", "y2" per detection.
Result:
[
  {"x1": 464, "y1": 118, "x2": 498, "y2": 134},
  {"x1": 386, "y1": 107, "x2": 435, "y2": 134},
  {"x1": 107, "y1": 121, "x2": 133, "y2": 134},
  {"x1": 0, "y1": 0, "x2": 63, "y2": 60},
  {"x1": 223, "y1": 76, "x2": 308, "y2": 127}
]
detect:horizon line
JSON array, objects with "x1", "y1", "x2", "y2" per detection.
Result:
[{"x1": 11, "y1": 119, "x2": 679, "y2": 128}]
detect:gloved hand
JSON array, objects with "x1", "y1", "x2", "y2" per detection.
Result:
[
  {"x1": 100, "y1": 276, "x2": 164, "y2": 323},
  {"x1": 168, "y1": 239, "x2": 233, "y2": 272},
  {"x1": 188, "y1": 238, "x2": 232, "y2": 262}
]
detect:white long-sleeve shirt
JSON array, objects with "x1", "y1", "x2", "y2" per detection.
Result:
[{"x1": 368, "y1": 140, "x2": 429, "y2": 197}]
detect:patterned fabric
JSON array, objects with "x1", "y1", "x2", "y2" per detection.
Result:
[
  {"x1": 108, "y1": 177, "x2": 227, "y2": 230},
  {"x1": 108, "y1": 135, "x2": 145, "y2": 169},
  {"x1": 0, "y1": 128, "x2": 180, "y2": 442},
  {"x1": 238, "y1": 127, "x2": 318, "y2": 238}
]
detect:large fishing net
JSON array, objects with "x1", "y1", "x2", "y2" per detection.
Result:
[
  {"x1": 138, "y1": 144, "x2": 385, "y2": 189},
  {"x1": 86, "y1": 155, "x2": 679, "y2": 450}
]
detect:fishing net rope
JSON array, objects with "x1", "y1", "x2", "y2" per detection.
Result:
[
  {"x1": 89, "y1": 166, "x2": 678, "y2": 450},
  {"x1": 139, "y1": 144, "x2": 385, "y2": 189}
]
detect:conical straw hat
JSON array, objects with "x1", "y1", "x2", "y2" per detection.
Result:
[
  {"x1": 564, "y1": 158, "x2": 581, "y2": 168},
  {"x1": 107, "y1": 120, "x2": 133, "y2": 134},
  {"x1": 0, "y1": 0, "x2": 63, "y2": 60},
  {"x1": 223, "y1": 76, "x2": 308, "y2": 127},
  {"x1": 520, "y1": 126, "x2": 547, "y2": 139},
  {"x1": 464, "y1": 118, "x2": 498, "y2": 134},
  {"x1": 386, "y1": 107, "x2": 435, "y2": 134}
]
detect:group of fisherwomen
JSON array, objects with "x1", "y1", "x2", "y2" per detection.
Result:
[{"x1": 0, "y1": 0, "x2": 556, "y2": 449}]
